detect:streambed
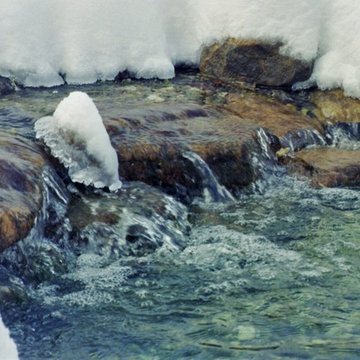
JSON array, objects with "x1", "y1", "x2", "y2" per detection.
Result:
[{"x1": 0, "y1": 76, "x2": 360, "y2": 359}]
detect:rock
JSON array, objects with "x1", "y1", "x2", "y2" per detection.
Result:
[
  {"x1": 236, "y1": 325, "x2": 256, "y2": 341},
  {"x1": 282, "y1": 148, "x2": 360, "y2": 187},
  {"x1": 67, "y1": 182, "x2": 189, "y2": 256},
  {"x1": 310, "y1": 90, "x2": 360, "y2": 125},
  {"x1": 114, "y1": 70, "x2": 133, "y2": 82},
  {"x1": 225, "y1": 91, "x2": 324, "y2": 150},
  {"x1": 0, "y1": 134, "x2": 45, "y2": 252},
  {"x1": 0, "y1": 77, "x2": 15, "y2": 96},
  {"x1": 103, "y1": 103, "x2": 261, "y2": 201},
  {"x1": 200, "y1": 38, "x2": 313, "y2": 88}
]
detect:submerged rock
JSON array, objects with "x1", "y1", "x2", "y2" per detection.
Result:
[
  {"x1": 0, "y1": 135, "x2": 45, "y2": 252},
  {"x1": 200, "y1": 38, "x2": 313, "y2": 88},
  {"x1": 67, "y1": 182, "x2": 189, "y2": 257}
]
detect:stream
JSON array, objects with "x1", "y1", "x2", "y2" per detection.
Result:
[{"x1": 0, "y1": 75, "x2": 360, "y2": 359}]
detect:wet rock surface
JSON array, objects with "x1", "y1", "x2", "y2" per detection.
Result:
[
  {"x1": 200, "y1": 38, "x2": 313, "y2": 88},
  {"x1": 310, "y1": 90, "x2": 360, "y2": 125},
  {"x1": 0, "y1": 134, "x2": 45, "y2": 252},
  {"x1": 225, "y1": 91, "x2": 321, "y2": 136},
  {"x1": 281, "y1": 148, "x2": 360, "y2": 187},
  {"x1": 3, "y1": 54, "x2": 360, "y2": 250},
  {"x1": 104, "y1": 103, "x2": 261, "y2": 201},
  {"x1": 67, "y1": 182, "x2": 189, "y2": 256}
]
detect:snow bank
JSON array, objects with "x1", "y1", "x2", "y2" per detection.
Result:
[
  {"x1": 0, "y1": 315, "x2": 18, "y2": 360},
  {"x1": 35, "y1": 92, "x2": 122, "y2": 191},
  {"x1": 1, "y1": 1, "x2": 360, "y2": 96}
]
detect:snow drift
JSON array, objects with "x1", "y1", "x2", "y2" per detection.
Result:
[{"x1": 1, "y1": 1, "x2": 360, "y2": 96}]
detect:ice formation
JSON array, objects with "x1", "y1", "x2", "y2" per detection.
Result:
[
  {"x1": 0, "y1": 315, "x2": 18, "y2": 360},
  {"x1": 1, "y1": 1, "x2": 360, "y2": 96},
  {"x1": 35, "y1": 92, "x2": 122, "y2": 191}
]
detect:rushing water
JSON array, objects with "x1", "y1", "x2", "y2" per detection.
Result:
[{"x1": 1, "y1": 76, "x2": 360, "y2": 359}]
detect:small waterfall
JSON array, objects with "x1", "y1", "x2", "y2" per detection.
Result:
[
  {"x1": 249, "y1": 128, "x2": 285, "y2": 193},
  {"x1": 0, "y1": 166, "x2": 72, "y2": 283},
  {"x1": 69, "y1": 183, "x2": 190, "y2": 258},
  {"x1": 281, "y1": 128, "x2": 326, "y2": 152},
  {"x1": 324, "y1": 123, "x2": 360, "y2": 149},
  {"x1": 256, "y1": 128, "x2": 278, "y2": 161},
  {"x1": 182, "y1": 151, "x2": 235, "y2": 202}
]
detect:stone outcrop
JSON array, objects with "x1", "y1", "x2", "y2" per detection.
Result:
[
  {"x1": 200, "y1": 38, "x2": 313, "y2": 88},
  {"x1": 103, "y1": 103, "x2": 261, "y2": 201},
  {"x1": 0, "y1": 134, "x2": 45, "y2": 252},
  {"x1": 101, "y1": 86, "x2": 360, "y2": 199}
]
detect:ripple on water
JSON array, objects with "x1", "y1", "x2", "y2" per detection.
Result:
[{"x1": 1, "y1": 81, "x2": 360, "y2": 359}]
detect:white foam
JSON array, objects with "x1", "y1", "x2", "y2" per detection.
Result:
[
  {"x1": 0, "y1": 315, "x2": 18, "y2": 360},
  {"x1": 35, "y1": 92, "x2": 122, "y2": 190},
  {"x1": 1, "y1": 1, "x2": 360, "y2": 96}
]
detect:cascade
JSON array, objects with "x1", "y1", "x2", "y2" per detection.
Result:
[
  {"x1": 182, "y1": 151, "x2": 235, "y2": 202},
  {"x1": 325, "y1": 123, "x2": 360, "y2": 149},
  {"x1": 281, "y1": 128, "x2": 326, "y2": 152},
  {"x1": 0, "y1": 166, "x2": 71, "y2": 283}
]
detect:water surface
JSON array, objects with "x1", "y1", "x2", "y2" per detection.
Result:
[{"x1": 0, "y1": 78, "x2": 360, "y2": 359}]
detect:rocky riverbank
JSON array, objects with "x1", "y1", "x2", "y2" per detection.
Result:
[{"x1": 1, "y1": 37, "x2": 360, "y2": 250}]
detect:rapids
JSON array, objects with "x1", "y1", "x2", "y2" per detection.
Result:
[{"x1": 0, "y1": 75, "x2": 360, "y2": 359}]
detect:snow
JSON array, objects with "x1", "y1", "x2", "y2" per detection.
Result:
[
  {"x1": 0, "y1": 315, "x2": 18, "y2": 360},
  {"x1": 35, "y1": 92, "x2": 122, "y2": 191},
  {"x1": 1, "y1": 1, "x2": 360, "y2": 96}
]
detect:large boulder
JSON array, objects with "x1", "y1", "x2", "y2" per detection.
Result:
[
  {"x1": 0, "y1": 134, "x2": 45, "y2": 252},
  {"x1": 200, "y1": 38, "x2": 313, "y2": 88},
  {"x1": 103, "y1": 103, "x2": 261, "y2": 201}
]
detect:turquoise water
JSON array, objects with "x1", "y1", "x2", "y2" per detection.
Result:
[{"x1": 0, "y1": 79, "x2": 360, "y2": 359}]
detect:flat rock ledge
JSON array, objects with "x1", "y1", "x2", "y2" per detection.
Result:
[
  {"x1": 281, "y1": 148, "x2": 360, "y2": 187},
  {"x1": 104, "y1": 103, "x2": 262, "y2": 202},
  {"x1": 101, "y1": 85, "x2": 360, "y2": 202}
]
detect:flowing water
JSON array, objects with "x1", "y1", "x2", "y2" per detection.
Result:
[{"x1": 1, "y1": 75, "x2": 360, "y2": 359}]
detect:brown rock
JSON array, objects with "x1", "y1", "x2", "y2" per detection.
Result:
[
  {"x1": 226, "y1": 92, "x2": 321, "y2": 137},
  {"x1": 225, "y1": 91, "x2": 324, "y2": 151},
  {"x1": 103, "y1": 103, "x2": 261, "y2": 201},
  {"x1": 310, "y1": 90, "x2": 360, "y2": 125},
  {"x1": 200, "y1": 38, "x2": 313, "y2": 88},
  {"x1": 283, "y1": 147, "x2": 360, "y2": 187},
  {"x1": 0, "y1": 135, "x2": 45, "y2": 252}
]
